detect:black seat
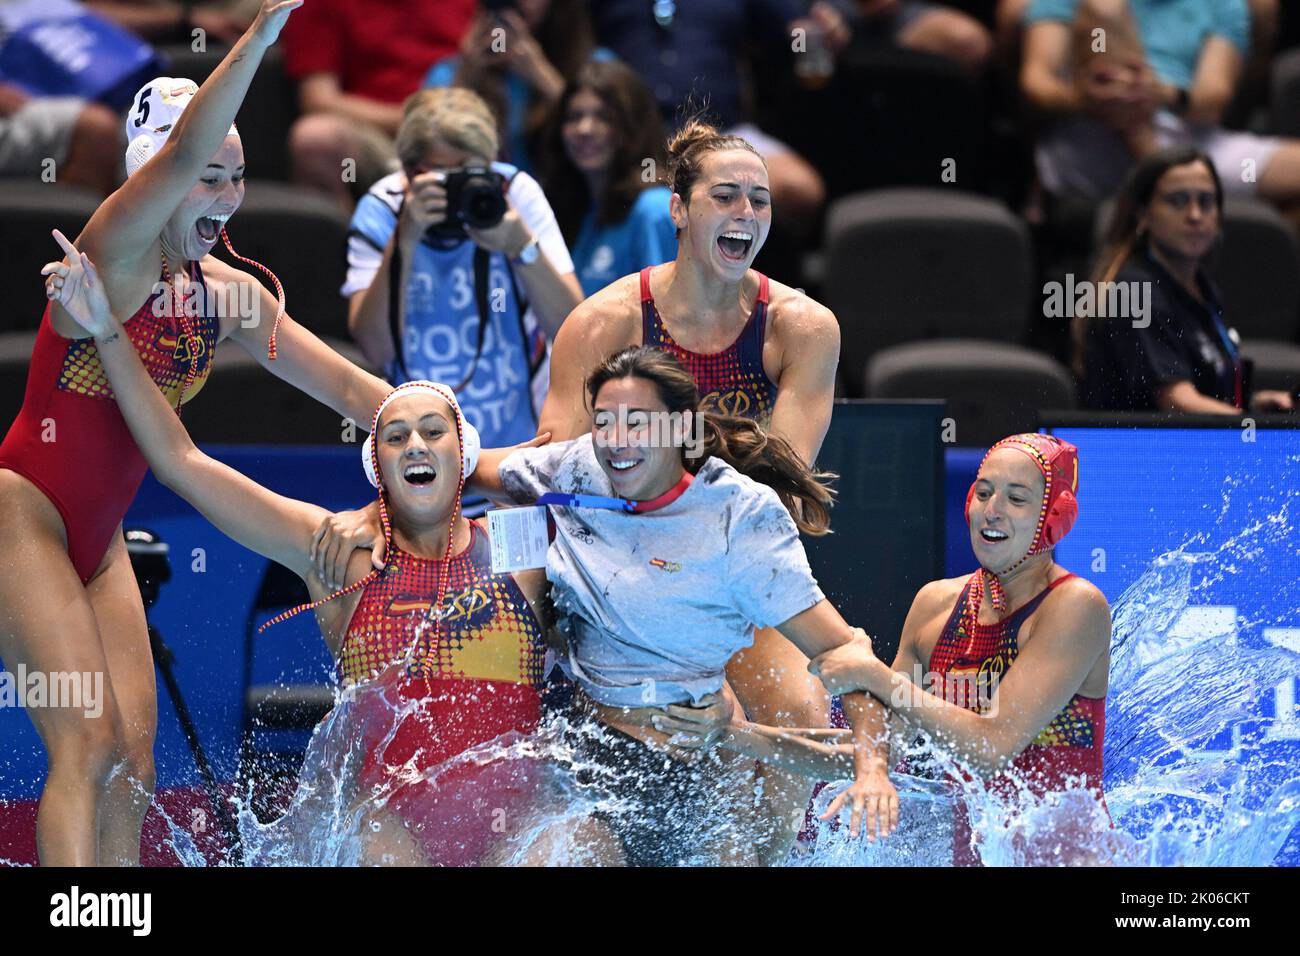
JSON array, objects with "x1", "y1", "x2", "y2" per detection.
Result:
[
  {"x1": 824, "y1": 188, "x2": 1034, "y2": 396},
  {"x1": 210, "y1": 181, "x2": 352, "y2": 342},
  {"x1": 0, "y1": 182, "x2": 100, "y2": 333},
  {"x1": 183, "y1": 336, "x2": 378, "y2": 444},
  {"x1": 0, "y1": 332, "x2": 37, "y2": 431},
  {"x1": 866, "y1": 339, "x2": 1076, "y2": 447}
]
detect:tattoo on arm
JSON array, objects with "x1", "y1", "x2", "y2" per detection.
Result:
[{"x1": 101, "y1": 331, "x2": 120, "y2": 345}]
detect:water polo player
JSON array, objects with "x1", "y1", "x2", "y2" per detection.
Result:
[
  {"x1": 790, "y1": 433, "x2": 1112, "y2": 864},
  {"x1": 45, "y1": 235, "x2": 566, "y2": 864},
  {"x1": 0, "y1": 2, "x2": 399, "y2": 865}
]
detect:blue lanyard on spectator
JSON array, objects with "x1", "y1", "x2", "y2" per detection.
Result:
[{"x1": 1205, "y1": 300, "x2": 1245, "y2": 409}]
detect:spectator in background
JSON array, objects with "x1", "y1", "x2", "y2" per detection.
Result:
[
  {"x1": 999, "y1": 0, "x2": 1278, "y2": 120},
  {"x1": 424, "y1": 0, "x2": 601, "y2": 176},
  {"x1": 1076, "y1": 145, "x2": 1295, "y2": 413},
  {"x1": 0, "y1": 82, "x2": 120, "y2": 195},
  {"x1": 588, "y1": 0, "x2": 851, "y2": 228},
  {"x1": 345, "y1": 88, "x2": 582, "y2": 517},
  {"x1": 279, "y1": 0, "x2": 475, "y2": 210},
  {"x1": 853, "y1": 0, "x2": 993, "y2": 73},
  {"x1": 84, "y1": 1, "x2": 251, "y2": 43},
  {"x1": 537, "y1": 59, "x2": 677, "y2": 298},
  {"x1": 1018, "y1": 0, "x2": 1300, "y2": 220}
]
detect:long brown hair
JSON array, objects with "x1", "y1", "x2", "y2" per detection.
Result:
[
  {"x1": 1072, "y1": 145, "x2": 1223, "y2": 377},
  {"x1": 538, "y1": 59, "x2": 669, "y2": 246},
  {"x1": 585, "y1": 347, "x2": 835, "y2": 536}
]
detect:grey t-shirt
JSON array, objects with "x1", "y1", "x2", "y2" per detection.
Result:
[{"x1": 499, "y1": 435, "x2": 825, "y2": 708}]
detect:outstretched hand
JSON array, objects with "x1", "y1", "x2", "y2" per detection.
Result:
[
  {"x1": 42, "y1": 230, "x2": 114, "y2": 339},
  {"x1": 818, "y1": 764, "x2": 900, "y2": 842},
  {"x1": 249, "y1": 0, "x2": 304, "y2": 48}
]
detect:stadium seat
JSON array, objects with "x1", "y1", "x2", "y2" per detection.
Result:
[
  {"x1": 157, "y1": 42, "x2": 297, "y2": 182},
  {"x1": 1210, "y1": 199, "x2": 1300, "y2": 343},
  {"x1": 0, "y1": 332, "x2": 37, "y2": 430},
  {"x1": 0, "y1": 182, "x2": 100, "y2": 333},
  {"x1": 183, "y1": 337, "x2": 379, "y2": 444},
  {"x1": 865, "y1": 339, "x2": 1076, "y2": 447},
  {"x1": 211, "y1": 181, "x2": 352, "y2": 342},
  {"x1": 1242, "y1": 339, "x2": 1300, "y2": 394},
  {"x1": 1094, "y1": 196, "x2": 1300, "y2": 344},
  {"x1": 825, "y1": 188, "x2": 1034, "y2": 396}
]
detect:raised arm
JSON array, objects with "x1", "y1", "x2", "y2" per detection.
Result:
[
  {"x1": 45, "y1": 233, "x2": 326, "y2": 580},
  {"x1": 75, "y1": 1, "x2": 303, "y2": 272}
]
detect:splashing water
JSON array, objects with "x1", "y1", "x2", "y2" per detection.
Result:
[
  {"x1": 157, "y1": 474, "x2": 1299, "y2": 867},
  {"x1": 805, "y1": 464, "x2": 1300, "y2": 867}
]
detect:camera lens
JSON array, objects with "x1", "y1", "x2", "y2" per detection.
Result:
[{"x1": 460, "y1": 174, "x2": 507, "y2": 230}]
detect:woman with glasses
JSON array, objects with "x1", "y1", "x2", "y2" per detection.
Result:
[{"x1": 1075, "y1": 145, "x2": 1295, "y2": 413}]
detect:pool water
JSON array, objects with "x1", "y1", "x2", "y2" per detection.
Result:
[{"x1": 153, "y1": 482, "x2": 1300, "y2": 867}]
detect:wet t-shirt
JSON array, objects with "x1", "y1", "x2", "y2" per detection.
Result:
[{"x1": 499, "y1": 435, "x2": 824, "y2": 707}]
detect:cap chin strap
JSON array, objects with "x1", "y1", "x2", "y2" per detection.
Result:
[{"x1": 219, "y1": 227, "x2": 285, "y2": 359}]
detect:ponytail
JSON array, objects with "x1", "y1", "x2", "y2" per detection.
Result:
[{"x1": 696, "y1": 412, "x2": 835, "y2": 536}]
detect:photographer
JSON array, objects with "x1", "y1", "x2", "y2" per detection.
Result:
[{"x1": 345, "y1": 87, "x2": 582, "y2": 515}]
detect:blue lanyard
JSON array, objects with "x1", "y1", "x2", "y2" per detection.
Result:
[
  {"x1": 536, "y1": 492, "x2": 636, "y2": 512},
  {"x1": 536, "y1": 472, "x2": 694, "y2": 514}
]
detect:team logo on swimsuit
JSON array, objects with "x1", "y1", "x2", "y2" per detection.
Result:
[
  {"x1": 157, "y1": 329, "x2": 207, "y2": 364},
  {"x1": 388, "y1": 586, "x2": 494, "y2": 628},
  {"x1": 701, "y1": 388, "x2": 753, "y2": 418},
  {"x1": 648, "y1": 558, "x2": 681, "y2": 573}
]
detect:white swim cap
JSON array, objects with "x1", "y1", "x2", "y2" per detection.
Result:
[
  {"x1": 363, "y1": 382, "x2": 481, "y2": 489},
  {"x1": 124, "y1": 77, "x2": 239, "y2": 178}
]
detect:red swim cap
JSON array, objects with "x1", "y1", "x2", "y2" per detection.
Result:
[
  {"x1": 965, "y1": 432, "x2": 1079, "y2": 556},
  {"x1": 963, "y1": 433, "x2": 1080, "y2": 619}
]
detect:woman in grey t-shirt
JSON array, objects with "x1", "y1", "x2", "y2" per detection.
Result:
[{"x1": 472, "y1": 346, "x2": 896, "y2": 865}]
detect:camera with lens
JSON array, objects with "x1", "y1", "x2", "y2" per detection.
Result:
[{"x1": 425, "y1": 165, "x2": 508, "y2": 243}]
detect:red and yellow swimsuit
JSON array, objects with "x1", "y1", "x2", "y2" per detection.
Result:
[
  {"x1": 0, "y1": 265, "x2": 217, "y2": 582},
  {"x1": 341, "y1": 521, "x2": 547, "y2": 864},
  {"x1": 927, "y1": 572, "x2": 1107, "y2": 865}
]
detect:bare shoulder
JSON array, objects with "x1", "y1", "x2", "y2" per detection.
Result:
[
  {"x1": 573, "y1": 273, "x2": 641, "y2": 332},
  {"x1": 765, "y1": 277, "x2": 839, "y2": 337},
  {"x1": 1046, "y1": 573, "x2": 1112, "y2": 625},
  {"x1": 914, "y1": 575, "x2": 968, "y2": 616},
  {"x1": 554, "y1": 273, "x2": 640, "y2": 356},
  {"x1": 198, "y1": 254, "x2": 262, "y2": 292}
]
